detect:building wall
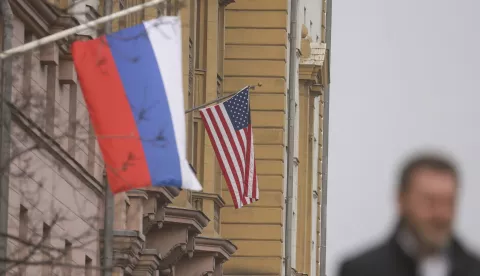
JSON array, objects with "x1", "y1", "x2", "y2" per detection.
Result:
[
  {"x1": 222, "y1": 0, "x2": 327, "y2": 275},
  {"x1": 222, "y1": 0, "x2": 289, "y2": 275},
  {"x1": 5, "y1": 10, "x2": 104, "y2": 275}
]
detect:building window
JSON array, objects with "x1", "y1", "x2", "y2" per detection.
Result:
[
  {"x1": 42, "y1": 223, "x2": 51, "y2": 244},
  {"x1": 85, "y1": 255, "x2": 93, "y2": 276},
  {"x1": 87, "y1": 120, "x2": 96, "y2": 173},
  {"x1": 214, "y1": 203, "x2": 220, "y2": 233},
  {"x1": 45, "y1": 64, "x2": 57, "y2": 135},
  {"x1": 166, "y1": 0, "x2": 173, "y2": 15},
  {"x1": 119, "y1": 0, "x2": 127, "y2": 29},
  {"x1": 19, "y1": 205, "x2": 28, "y2": 239},
  {"x1": 217, "y1": 74, "x2": 222, "y2": 100},
  {"x1": 193, "y1": 197, "x2": 203, "y2": 211},
  {"x1": 192, "y1": 121, "x2": 198, "y2": 170},
  {"x1": 22, "y1": 31, "x2": 33, "y2": 114},
  {"x1": 64, "y1": 240, "x2": 72, "y2": 276},
  {"x1": 304, "y1": 7, "x2": 307, "y2": 25},
  {"x1": 125, "y1": 201, "x2": 130, "y2": 228},
  {"x1": 68, "y1": 84, "x2": 77, "y2": 155},
  {"x1": 195, "y1": 0, "x2": 206, "y2": 70},
  {"x1": 18, "y1": 205, "x2": 28, "y2": 275},
  {"x1": 158, "y1": 0, "x2": 175, "y2": 16},
  {"x1": 188, "y1": 38, "x2": 194, "y2": 98},
  {"x1": 42, "y1": 223, "x2": 52, "y2": 276},
  {"x1": 217, "y1": 4, "x2": 225, "y2": 76}
]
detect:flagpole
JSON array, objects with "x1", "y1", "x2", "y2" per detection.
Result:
[
  {"x1": 0, "y1": 0, "x2": 167, "y2": 60},
  {"x1": 184, "y1": 84, "x2": 261, "y2": 114},
  {"x1": 102, "y1": 1, "x2": 114, "y2": 276},
  {"x1": 319, "y1": 0, "x2": 332, "y2": 274}
]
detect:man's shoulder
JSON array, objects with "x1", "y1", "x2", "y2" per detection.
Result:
[
  {"x1": 453, "y1": 238, "x2": 480, "y2": 267},
  {"x1": 338, "y1": 242, "x2": 391, "y2": 276}
]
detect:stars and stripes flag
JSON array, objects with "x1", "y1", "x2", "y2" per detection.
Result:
[{"x1": 199, "y1": 87, "x2": 259, "y2": 209}]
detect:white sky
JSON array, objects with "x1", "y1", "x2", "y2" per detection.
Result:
[{"x1": 326, "y1": 0, "x2": 480, "y2": 275}]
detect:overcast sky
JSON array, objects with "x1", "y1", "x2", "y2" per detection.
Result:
[{"x1": 326, "y1": 0, "x2": 480, "y2": 275}]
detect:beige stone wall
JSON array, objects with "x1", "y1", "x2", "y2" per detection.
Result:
[{"x1": 6, "y1": 14, "x2": 104, "y2": 276}]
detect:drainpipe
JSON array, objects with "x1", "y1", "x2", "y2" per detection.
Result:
[
  {"x1": 102, "y1": 1, "x2": 114, "y2": 276},
  {"x1": 285, "y1": 0, "x2": 298, "y2": 275},
  {"x1": 319, "y1": 0, "x2": 332, "y2": 274},
  {"x1": 0, "y1": 1, "x2": 13, "y2": 275}
]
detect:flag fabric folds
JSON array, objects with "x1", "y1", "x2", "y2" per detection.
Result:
[
  {"x1": 199, "y1": 87, "x2": 259, "y2": 209},
  {"x1": 71, "y1": 17, "x2": 201, "y2": 193}
]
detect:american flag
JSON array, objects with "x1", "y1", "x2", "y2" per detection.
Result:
[{"x1": 199, "y1": 87, "x2": 259, "y2": 209}]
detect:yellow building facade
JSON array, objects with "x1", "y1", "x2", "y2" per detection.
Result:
[
  {"x1": 41, "y1": 0, "x2": 331, "y2": 275},
  {"x1": 112, "y1": 0, "x2": 331, "y2": 275}
]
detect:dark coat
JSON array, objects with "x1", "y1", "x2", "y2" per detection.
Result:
[{"x1": 338, "y1": 233, "x2": 480, "y2": 276}]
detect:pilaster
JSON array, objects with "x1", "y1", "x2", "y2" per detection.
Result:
[{"x1": 126, "y1": 190, "x2": 148, "y2": 232}]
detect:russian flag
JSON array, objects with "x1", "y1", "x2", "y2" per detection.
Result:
[{"x1": 71, "y1": 17, "x2": 202, "y2": 193}]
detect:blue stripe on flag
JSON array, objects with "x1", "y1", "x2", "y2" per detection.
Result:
[{"x1": 106, "y1": 23, "x2": 182, "y2": 188}]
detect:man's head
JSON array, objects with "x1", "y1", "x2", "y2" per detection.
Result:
[{"x1": 397, "y1": 154, "x2": 459, "y2": 252}]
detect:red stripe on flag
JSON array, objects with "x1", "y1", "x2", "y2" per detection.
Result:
[
  {"x1": 207, "y1": 108, "x2": 247, "y2": 206},
  {"x1": 243, "y1": 128, "x2": 252, "y2": 198},
  {"x1": 72, "y1": 38, "x2": 151, "y2": 193},
  {"x1": 199, "y1": 110, "x2": 241, "y2": 208},
  {"x1": 215, "y1": 106, "x2": 245, "y2": 181},
  {"x1": 249, "y1": 125, "x2": 258, "y2": 199}
]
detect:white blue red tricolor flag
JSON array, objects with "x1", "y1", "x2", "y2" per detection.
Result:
[
  {"x1": 199, "y1": 87, "x2": 259, "y2": 209},
  {"x1": 71, "y1": 17, "x2": 202, "y2": 193}
]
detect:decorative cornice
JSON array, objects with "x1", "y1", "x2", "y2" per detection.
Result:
[
  {"x1": 291, "y1": 268, "x2": 309, "y2": 276},
  {"x1": 10, "y1": 0, "x2": 84, "y2": 56},
  {"x1": 10, "y1": 0, "x2": 49, "y2": 37},
  {"x1": 143, "y1": 206, "x2": 165, "y2": 234},
  {"x1": 192, "y1": 192, "x2": 226, "y2": 208},
  {"x1": 310, "y1": 84, "x2": 324, "y2": 96},
  {"x1": 157, "y1": 243, "x2": 189, "y2": 270},
  {"x1": 142, "y1": 187, "x2": 181, "y2": 234},
  {"x1": 145, "y1": 208, "x2": 209, "y2": 270},
  {"x1": 219, "y1": 0, "x2": 236, "y2": 7},
  {"x1": 150, "y1": 230, "x2": 197, "y2": 271},
  {"x1": 195, "y1": 236, "x2": 237, "y2": 258},
  {"x1": 100, "y1": 230, "x2": 145, "y2": 274},
  {"x1": 164, "y1": 207, "x2": 210, "y2": 233},
  {"x1": 299, "y1": 63, "x2": 321, "y2": 82},
  {"x1": 300, "y1": 42, "x2": 327, "y2": 84},
  {"x1": 127, "y1": 189, "x2": 148, "y2": 200},
  {"x1": 143, "y1": 186, "x2": 181, "y2": 203},
  {"x1": 143, "y1": 188, "x2": 178, "y2": 234},
  {"x1": 174, "y1": 236, "x2": 236, "y2": 275},
  {"x1": 133, "y1": 249, "x2": 161, "y2": 275}
]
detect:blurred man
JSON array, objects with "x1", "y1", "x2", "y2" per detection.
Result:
[{"x1": 338, "y1": 154, "x2": 480, "y2": 276}]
